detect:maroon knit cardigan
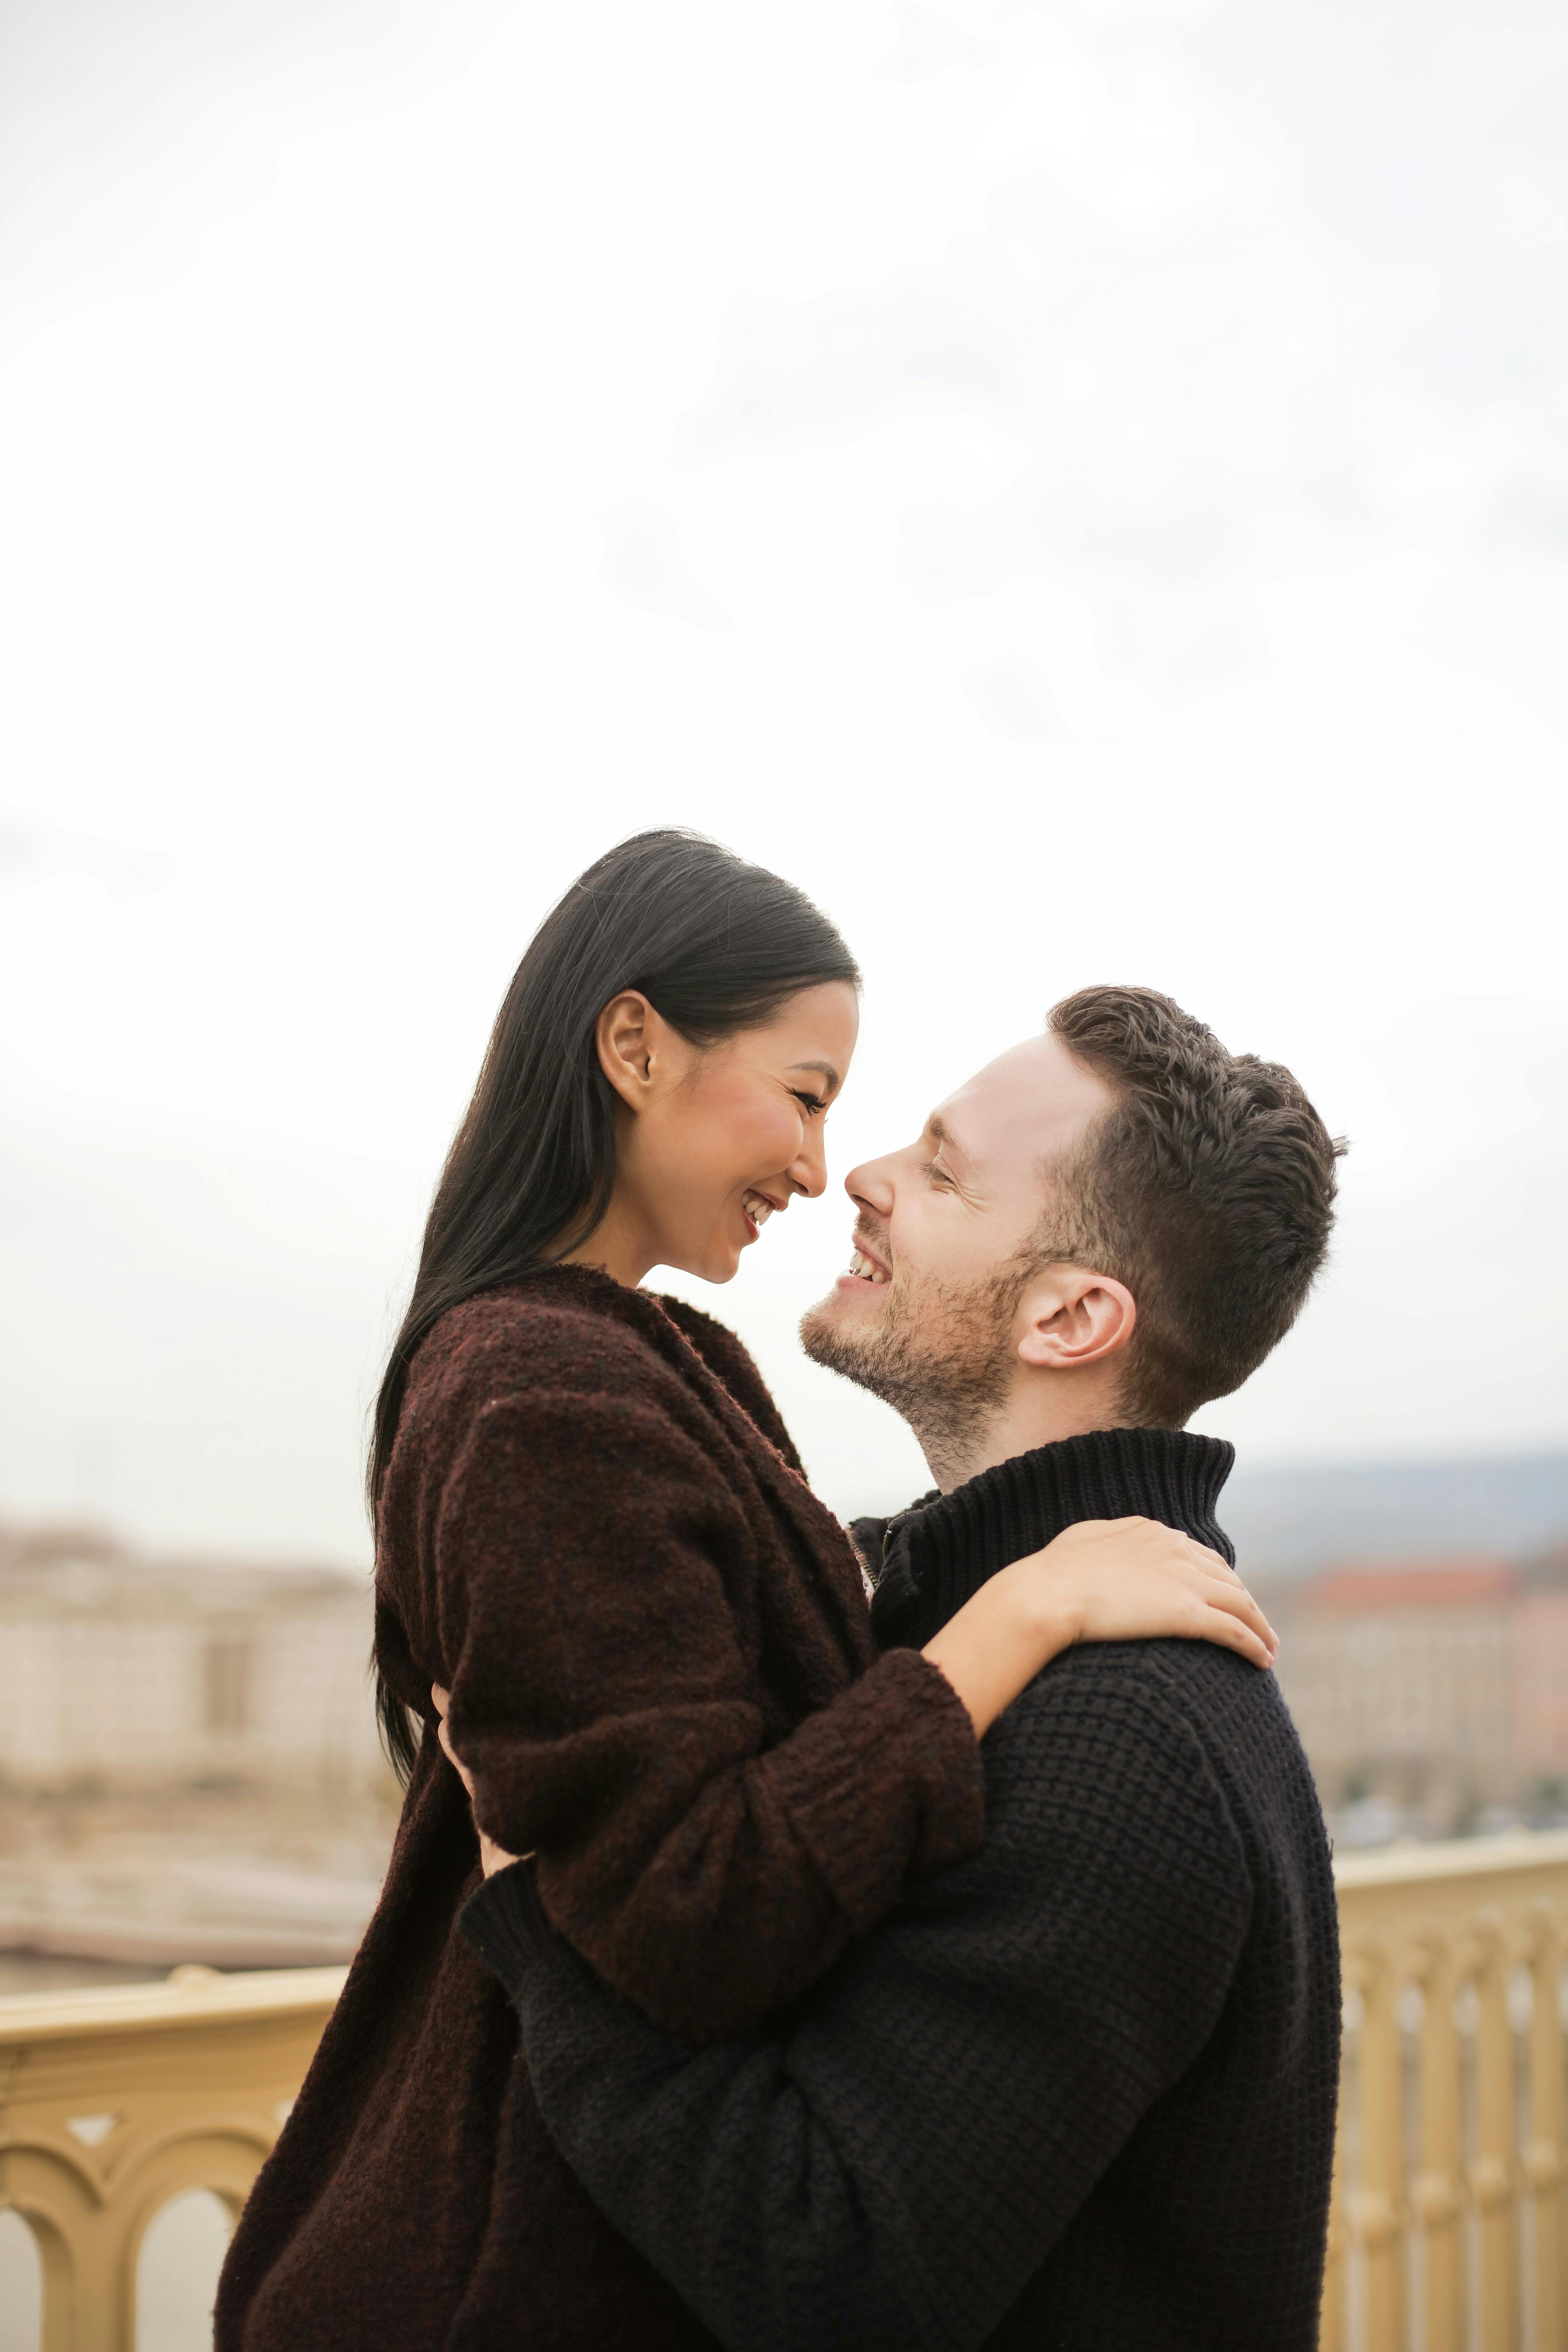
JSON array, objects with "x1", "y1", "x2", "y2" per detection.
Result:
[{"x1": 215, "y1": 1265, "x2": 984, "y2": 2352}]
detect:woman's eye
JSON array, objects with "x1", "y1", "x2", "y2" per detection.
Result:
[{"x1": 792, "y1": 1091, "x2": 826, "y2": 1115}]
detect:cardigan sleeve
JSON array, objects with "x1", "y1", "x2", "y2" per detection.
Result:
[
  {"x1": 435, "y1": 1382, "x2": 985, "y2": 2043},
  {"x1": 458, "y1": 1671, "x2": 1254, "y2": 2352}
]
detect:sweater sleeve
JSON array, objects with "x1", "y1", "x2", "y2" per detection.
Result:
[
  {"x1": 436, "y1": 1382, "x2": 984, "y2": 2043},
  {"x1": 458, "y1": 1670, "x2": 1253, "y2": 2352}
]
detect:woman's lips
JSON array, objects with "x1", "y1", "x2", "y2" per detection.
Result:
[{"x1": 741, "y1": 1189, "x2": 782, "y2": 1243}]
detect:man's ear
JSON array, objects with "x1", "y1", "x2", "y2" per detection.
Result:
[
  {"x1": 1014, "y1": 1263, "x2": 1137, "y2": 1372},
  {"x1": 594, "y1": 991, "x2": 659, "y2": 1112}
]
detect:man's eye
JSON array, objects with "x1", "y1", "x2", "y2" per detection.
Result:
[{"x1": 922, "y1": 1160, "x2": 951, "y2": 1185}]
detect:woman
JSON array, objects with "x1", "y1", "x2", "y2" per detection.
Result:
[{"x1": 216, "y1": 831, "x2": 1272, "y2": 2352}]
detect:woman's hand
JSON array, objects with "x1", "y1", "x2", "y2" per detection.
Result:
[
  {"x1": 921, "y1": 1517, "x2": 1277, "y2": 1742},
  {"x1": 430, "y1": 1686, "x2": 527, "y2": 1879}
]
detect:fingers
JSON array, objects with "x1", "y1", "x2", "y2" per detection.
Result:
[
  {"x1": 1184, "y1": 1542, "x2": 1238, "y2": 1580},
  {"x1": 1174, "y1": 1542, "x2": 1276, "y2": 1652},
  {"x1": 1140, "y1": 1527, "x2": 1277, "y2": 1656},
  {"x1": 1199, "y1": 1576, "x2": 1276, "y2": 1656},
  {"x1": 435, "y1": 1707, "x2": 479, "y2": 1800},
  {"x1": 1177, "y1": 1538, "x2": 1247, "y2": 1588},
  {"x1": 1197, "y1": 1604, "x2": 1274, "y2": 1670},
  {"x1": 1017, "y1": 1517, "x2": 1279, "y2": 1662}
]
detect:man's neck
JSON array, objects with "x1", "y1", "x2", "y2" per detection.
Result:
[
  {"x1": 868, "y1": 1423, "x2": 1236, "y2": 1653},
  {"x1": 919, "y1": 1376, "x2": 1134, "y2": 1495}
]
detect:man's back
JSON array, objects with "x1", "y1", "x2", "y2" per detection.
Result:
[{"x1": 962, "y1": 1634, "x2": 1339, "y2": 2346}]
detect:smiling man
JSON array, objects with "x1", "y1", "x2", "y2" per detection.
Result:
[
  {"x1": 459, "y1": 985, "x2": 1346, "y2": 2352},
  {"x1": 808, "y1": 1021, "x2": 1172, "y2": 1492}
]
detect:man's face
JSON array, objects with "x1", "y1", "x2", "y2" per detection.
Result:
[{"x1": 800, "y1": 1033, "x2": 1115, "y2": 1430}]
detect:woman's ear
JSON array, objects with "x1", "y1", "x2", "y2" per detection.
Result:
[
  {"x1": 594, "y1": 992, "x2": 657, "y2": 1111},
  {"x1": 1014, "y1": 1264, "x2": 1137, "y2": 1371}
]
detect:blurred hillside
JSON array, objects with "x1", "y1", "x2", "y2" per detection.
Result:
[{"x1": 1223, "y1": 1450, "x2": 1568, "y2": 1575}]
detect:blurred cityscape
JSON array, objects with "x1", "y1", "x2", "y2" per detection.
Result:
[
  {"x1": 1228, "y1": 1447, "x2": 1568, "y2": 1846},
  {"x1": 0, "y1": 1517, "x2": 395, "y2": 1996},
  {"x1": 2, "y1": 1447, "x2": 1566, "y2": 1994}
]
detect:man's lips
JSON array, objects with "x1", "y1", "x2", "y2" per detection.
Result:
[{"x1": 841, "y1": 1230, "x2": 891, "y2": 1285}]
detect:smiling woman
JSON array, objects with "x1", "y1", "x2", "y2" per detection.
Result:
[
  {"x1": 558, "y1": 977, "x2": 859, "y2": 1285},
  {"x1": 364, "y1": 826, "x2": 862, "y2": 1774}
]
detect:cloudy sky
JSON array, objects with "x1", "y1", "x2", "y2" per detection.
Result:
[{"x1": 2, "y1": 0, "x2": 1565, "y2": 1562}]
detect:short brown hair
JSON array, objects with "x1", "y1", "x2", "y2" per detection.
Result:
[{"x1": 1041, "y1": 986, "x2": 1345, "y2": 1427}]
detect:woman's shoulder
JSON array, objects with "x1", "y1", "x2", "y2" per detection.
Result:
[
  {"x1": 402, "y1": 1270, "x2": 803, "y2": 1475},
  {"x1": 413, "y1": 1267, "x2": 681, "y2": 1400}
]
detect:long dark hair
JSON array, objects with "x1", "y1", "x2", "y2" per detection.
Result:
[{"x1": 370, "y1": 828, "x2": 860, "y2": 1779}]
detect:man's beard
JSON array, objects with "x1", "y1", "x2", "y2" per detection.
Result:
[{"x1": 800, "y1": 1257, "x2": 1027, "y2": 1483}]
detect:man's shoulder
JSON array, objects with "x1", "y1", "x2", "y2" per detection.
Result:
[
  {"x1": 973, "y1": 1646, "x2": 1335, "y2": 1919},
  {"x1": 981, "y1": 1637, "x2": 1327, "y2": 1869},
  {"x1": 1006, "y1": 1631, "x2": 1299, "y2": 1744}
]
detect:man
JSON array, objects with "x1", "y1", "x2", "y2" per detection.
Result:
[{"x1": 455, "y1": 985, "x2": 1345, "y2": 2351}]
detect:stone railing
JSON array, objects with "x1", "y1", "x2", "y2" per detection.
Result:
[
  {"x1": 1326, "y1": 1829, "x2": 1568, "y2": 2352},
  {"x1": 0, "y1": 1963, "x2": 344, "y2": 2351},
  {"x1": 2, "y1": 1832, "x2": 1566, "y2": 2350}
]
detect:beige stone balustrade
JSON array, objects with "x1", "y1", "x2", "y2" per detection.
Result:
[
  {"x1": 1327, "y1": 1829, "x2": 1568, "y2": 2352},
  {"x1": 0, "y1": 1964, "x2": 344, "y2": 2352},
  {"x1": 1, "y1": 1832, "x2": 1566, "y2": 2349}
]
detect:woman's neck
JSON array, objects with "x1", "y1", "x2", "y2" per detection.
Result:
[{"x1": 559, "y1": 1196, "x2": 653, "y2": 1289}]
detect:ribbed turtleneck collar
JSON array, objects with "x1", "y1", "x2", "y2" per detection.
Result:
[{"x1": 869, "y1": 1425, "x2": 1236, "y2": 1653}]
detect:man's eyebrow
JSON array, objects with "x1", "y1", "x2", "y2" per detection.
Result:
[
  {"x1": 926, "y1": 1113, "x2": 967, "y2": 1162},
  {"x1": 789, "y1": 1060, "x2": 840, "y2": 1094}
]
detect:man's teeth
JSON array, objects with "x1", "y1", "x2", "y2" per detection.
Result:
[
  {"x1": 743, "y1": 1192, "x2": 774, "y2": 1227},
  {"x1": 848, "y1": 1250, "x2": 889, "y2": 1285}
]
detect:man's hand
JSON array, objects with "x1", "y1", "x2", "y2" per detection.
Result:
[{"x1": 430, "y1": 1685, "x2": 528, "y2": 1878}]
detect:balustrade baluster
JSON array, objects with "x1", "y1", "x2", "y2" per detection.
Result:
[
  {"x1": 1470, "y1": 1915, "x2": 1519, "y2": 2350},
  {"x1": 1414, "y1": 1939, "x2": 1465, "y2": 2352},
  {"x1": 1353, "y1": 1954, "x2": 1407, "y2": 2350},
  {"x1": 1523, "y1": 1911, "x2": 1564, "y2": 2352},
  {"x1": 1320, "y1": 2077, "x2": 1347, "y2": 2352}
]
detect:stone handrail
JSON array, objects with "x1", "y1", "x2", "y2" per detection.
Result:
[
  {"x1": 2, "y1": 1833, "x2": 1566, "y2": 2350},
  {"x1": 0, "y1": 1964, "x2": 345, "y2": 2351}
]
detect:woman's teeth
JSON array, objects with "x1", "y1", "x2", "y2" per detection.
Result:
[
  {"x1": 743, "y1": 1191, "x2": 775, "y2": 1227},
  {"x1": 849, "y1": 1250, "x2": 888, "y2": 1285}
]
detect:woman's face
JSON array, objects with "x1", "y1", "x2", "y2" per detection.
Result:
[{"x1": 611, "y1": 980, "x2": 861, "y2": 1284}]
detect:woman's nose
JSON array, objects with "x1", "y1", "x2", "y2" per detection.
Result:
[{"x1": 790, "y1": 1124, "x2": 829, "y2": 1198}]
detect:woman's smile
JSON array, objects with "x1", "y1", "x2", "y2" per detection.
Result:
[{"x1": 741, "y1": 1187, "x2": 783, "y2": 1242}]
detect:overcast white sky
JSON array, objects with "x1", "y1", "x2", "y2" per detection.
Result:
[{"x1": 2, "y1": 0, "x2": 1565, "y2": 1563}]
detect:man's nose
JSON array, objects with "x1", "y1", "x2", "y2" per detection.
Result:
[{"x1": 844, "y1": 1154, "x2": 895, "y2": 1216}]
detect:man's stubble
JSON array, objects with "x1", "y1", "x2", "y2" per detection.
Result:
[{"x1": 800, "y1": 1258, "x2": 1028, "y2": 1486}]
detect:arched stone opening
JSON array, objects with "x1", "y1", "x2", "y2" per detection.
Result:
[{"x1": 135, "y1": 2188, "x2": 233, "y2": 2352}]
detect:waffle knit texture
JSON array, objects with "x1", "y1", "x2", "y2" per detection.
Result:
[
  {"x1": 462, "y1": 1425, "x2": 1342, "y2": 2352},
  {"x1": 214, "y1": 1265, "x2": 984, "y2": 2352}
]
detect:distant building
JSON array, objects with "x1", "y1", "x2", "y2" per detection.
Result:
[
  {"x1": 1516, "y1": 1544, "x2": 1568, "y2": 1780},
  {"x1": 0, "y1": 1521, "x2": 386, "y2": 1796},
  {"x1": 1272, "y1": 1550, "x2": 1568, "y2": 1831}
]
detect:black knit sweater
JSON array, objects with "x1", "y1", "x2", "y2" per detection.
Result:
[{"x1": 461, "y1": 1426, "x2": 1341, "y2": 2352}]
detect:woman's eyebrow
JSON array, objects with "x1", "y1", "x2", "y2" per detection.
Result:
[{"x1": 789, "y1": 1059, "x2": 840, "y2": 1094}]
